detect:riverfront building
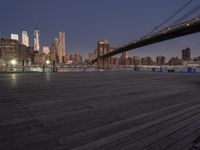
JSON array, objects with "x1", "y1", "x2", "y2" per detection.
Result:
[
  {"x1": 0, "y1": 38, "x2": 33, "y2": 64},
  {"x1": 69, "y1": 53, "x2": 83, "y2": 64},
  {"x1": 141, "y1": 57, "x2": 153, "y2": 66},
  {"x1": 133, "y1": 56, "x2": 141, "y2": 66},
  {"x1": 156, "y1": 56, "x2": 166, "y2": 66},
  {"x1": 43, "y1": 46, "x2": 50, "y2": 55}
]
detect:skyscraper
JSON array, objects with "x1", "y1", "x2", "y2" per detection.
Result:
[
  {"x1": 50, "y1": 37, "x2": 59, "y2": 63},
  {"x1": 58, "y1": 32, "x2": 66, "y2": 63},
  {"x1": 182, "y1": 48, "x2": 191, "y2": 61},
  {"x1": 34, "y1": 28, "x2": 40, "y2": 51},
  {"x1": 22, "y1": 31, "x2": 29, "y2": 47}
]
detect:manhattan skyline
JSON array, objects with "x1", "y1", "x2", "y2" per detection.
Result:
[{"x1": 0, "y1": 0, "x2": 200, "y2": 59}]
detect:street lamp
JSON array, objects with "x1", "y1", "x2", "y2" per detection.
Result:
[
  {"x1": 42, "y1": 60, "x2": 50, "y2": 73},
  {"x1": 46, "y1": 60, "x2": 50, "y2": 65},
  {"x1": 10, "y1": 59, "x2": 17, "y2": 66},
  {"x1": 10, "y1": 59, "x2": 17, "y2": 72}
]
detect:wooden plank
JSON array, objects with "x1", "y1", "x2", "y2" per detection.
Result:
[
  {"x1": 0, "y1": 72, "x2": 200, "y2": 150},
  {"x1": 70, "y1": 104, "x2": 200, "y2": 150},
  {"x1": 57, "y1": 100, "x2": 200, "y2": 149}
]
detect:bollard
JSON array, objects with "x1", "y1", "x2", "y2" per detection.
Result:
[{"x1": 22, "y1": 60, "x2": 25, "y2": 72}]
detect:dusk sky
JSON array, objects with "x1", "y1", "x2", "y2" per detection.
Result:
[{"x1": 0, "y1": 0, "x2": 200, "y2": 59}]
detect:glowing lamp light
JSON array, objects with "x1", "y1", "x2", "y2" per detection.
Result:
[
  {"x1": 11, "y1": 59, "x2": 17, "y2": 65},
  {"x1": 46, "y1": 60, "x2": 50, "y2": 65}
]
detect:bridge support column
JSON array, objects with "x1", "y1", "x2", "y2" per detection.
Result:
[
  {"x1": 97, "y1": 49, "x2": 101, "y2": 69},
  {"x1": 104, "y1": 57, "x2": 110, "y2": 70},
  {"x1": 97, "y1": 58, "x2": 107, "y2": 70}
]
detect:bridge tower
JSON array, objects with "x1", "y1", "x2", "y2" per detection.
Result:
[{"x1": 97, "y1": 39, "x2": 110, "y2": 69}]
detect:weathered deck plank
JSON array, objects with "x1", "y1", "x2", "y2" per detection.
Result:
[{"x1": 0, "y1": 72, "x2": 200, "y2": 150}]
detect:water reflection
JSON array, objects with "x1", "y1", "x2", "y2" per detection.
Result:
[
  {"x1": 46, "y1": 73, "x2": 51, "y2": 81},
  {"x1": 11, "y1": 74, "x2": 17, "y2": 87}
]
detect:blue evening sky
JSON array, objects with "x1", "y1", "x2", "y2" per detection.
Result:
[{"x1": 0, "y1": 0, "x2": 200, "y2": 59}]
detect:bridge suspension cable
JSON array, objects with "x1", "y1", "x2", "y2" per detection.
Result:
[
  {"x1": 147, "y1": 0, "x2": 194, "y2": 35},
  {"x1": 172, "y1": 3, "x2": 200, "y2": 25}
]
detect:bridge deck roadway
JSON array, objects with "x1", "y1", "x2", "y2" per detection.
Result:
[{"x1": 0, "y1": 71, "x2": 200, "y2": 150}]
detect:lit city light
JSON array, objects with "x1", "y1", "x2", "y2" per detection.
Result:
[
  {"x1": 46, "y1": 60, "x2": 50, "y2": 65},
  {"x1": 10, "y1": 59, "x2": 17, "y2": 65}
]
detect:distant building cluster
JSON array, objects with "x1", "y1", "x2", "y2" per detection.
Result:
[
  {"x1": 0, "y1": 31, "x2": 200, "y2": 68},
  {"x1": 89, "y1": 39, "x2": 200, "y2": 68},
  {"x1": 0, "y1": 29, "x2": 84, "y2": 66},
  {"x1": 49, "y1": 32, "x2": 67, "y2": 64}
]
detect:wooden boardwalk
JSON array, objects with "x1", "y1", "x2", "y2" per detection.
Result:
[{"x1": 0, "y1": 71, "x2": 200, "y2": 150}]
